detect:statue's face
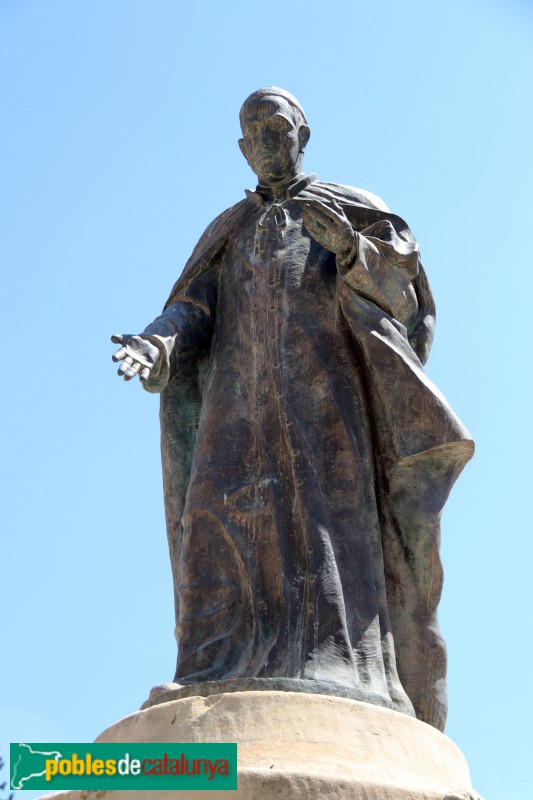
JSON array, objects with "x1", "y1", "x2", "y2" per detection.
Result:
[{"x1": 239, "y1": 97, "x2": 304, "y2": 184}]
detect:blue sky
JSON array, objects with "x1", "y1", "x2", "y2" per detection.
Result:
[{"x1": 1, "y1": 1, "x2": 532, "y2": 798}]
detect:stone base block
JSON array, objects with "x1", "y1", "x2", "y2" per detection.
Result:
[{"x1": 42, "y1": 690, "x2": 478, "y2": 799}]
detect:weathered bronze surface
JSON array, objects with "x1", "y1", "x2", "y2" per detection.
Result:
[{"x1": 112, "y1": 87, "x2": 474, "y2": 731}]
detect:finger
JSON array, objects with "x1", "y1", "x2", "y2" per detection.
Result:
[
  {"x1": 123, "y1": 361, "x2": 141, "y2": 381},
  {"x1": 117, "y1": 356, "x2": 134, "y2": 375},
  {"x1": 301, "y1": 215, "x2": 330, "y2": 245},
  {"x1": 301, "y1": 209, "x2": 321, "y2": 230},
  {"x1": 112, "y1": 347, "x2": 127, "y2": 362},
  {"x1": 305, "y1": 200, "x2": 346, "y2": 225},
  {"x1": 294, "y1": 193, "x2": 348, "y2": 221},
  {"x1": 301, "y1": 208, "x2": 327, "y2": 232},
  {"x1": 140, "y1": 366, "x2": 151, "y2": 382},
  {"x1": 302, "y1": 203, "x2": 340, "y2": 231},
  {"x1": 111, "y1": 334, "x2": 125, "y2": 345},
  {"x1": 301, "y1": 206, "x2": 331, "y2": 233},
  {"x1": 325, "y1": 199, "x2": 348, "y2": 222},
  {"x1": 292, "y1": 194, "x2": 327, "y2": 210},
  {"x1": 293, "y1": 192, "x2": 336, "y2": 210},
  {"x1": 301, "y1": 216, "x2": 323, "y2": 237},
  {"x1": 300, "y1": 203, "x2": 327, "y2": 221}
]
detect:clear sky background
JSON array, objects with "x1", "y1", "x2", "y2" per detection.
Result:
[{"x1": 1, "y1": 1, "x2": 532, "y2": 798}]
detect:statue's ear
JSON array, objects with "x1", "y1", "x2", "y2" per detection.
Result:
[
  {"x1": 238, "y1": 138, "x2": 247, "y2": 159},
  {"x1": 298, "y1": 125, "x2": 310, "y2": 152}
]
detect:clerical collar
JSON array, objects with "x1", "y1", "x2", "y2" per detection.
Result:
[{"x1": 245, "y1": 173, "x2": 317, "y2": 206}]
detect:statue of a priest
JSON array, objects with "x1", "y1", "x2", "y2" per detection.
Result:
[{"x1": 112, "y1": 87, "x2": 474, "y2": 732}]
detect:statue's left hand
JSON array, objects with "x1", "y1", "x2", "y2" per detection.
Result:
[{"x1": 294, "y1": 197, "x2": 355, "y2": 259}]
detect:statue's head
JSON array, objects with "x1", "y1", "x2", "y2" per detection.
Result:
[{"x1": 239, "y1": 87, "x2": 311, "y2": 185}]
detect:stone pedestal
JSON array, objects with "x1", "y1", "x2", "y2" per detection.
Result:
[{"x1": 42, "y1": 690, "x2": 477, "y2": 799}]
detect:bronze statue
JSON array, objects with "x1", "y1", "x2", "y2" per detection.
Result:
[{"x1": 112, "y1": 87, "x2": 473, "y2": 732}]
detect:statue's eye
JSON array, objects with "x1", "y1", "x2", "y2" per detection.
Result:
[
  {"x1": 269, "y1": 116, "x2": 291, "y2": 133},
  {"x1": 245, "y1": 122, "x2": 261, "y2": 137}
]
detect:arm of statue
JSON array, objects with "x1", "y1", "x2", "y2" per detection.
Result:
[
  {"x1": 111, "y1": 266, "x2": 218, "y2": 392},
  {"x1": 293, "y1": 196, "x2": 420, "y2": 326}
]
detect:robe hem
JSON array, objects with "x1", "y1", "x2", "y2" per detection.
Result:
[{"x1": 140, "y1": 677, "x2": 417, "y2": 716}]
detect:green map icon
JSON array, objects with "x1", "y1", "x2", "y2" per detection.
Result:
[
  {"x1": 10, "y1": 743, "x2": 62, "y2": 789},
  {"x1": 10, "y1": 741, "x2": 237, "y2": 790}
]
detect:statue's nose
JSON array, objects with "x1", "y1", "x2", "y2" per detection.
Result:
[
  {"x1": 262, "y1": 127, "x2": 277, "y2": 146},
  {"x1": 257, "y1": 142, "x2": 275, "y2": 159}
]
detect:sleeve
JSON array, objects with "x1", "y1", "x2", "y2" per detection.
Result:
[
  {"x1": 337, "y1": 218, "x2": 420, "y2": 328},
  {"x1": 140, "y1": 261, "x2": 219, "y2": 394}
]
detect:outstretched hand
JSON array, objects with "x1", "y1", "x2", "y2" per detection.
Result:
[
  {"x1": 293, "y1": 196, "x2": 355, "y2": 259},
  {"x1": 111, "y1": 334, "x2": 161, "y2": 382}
]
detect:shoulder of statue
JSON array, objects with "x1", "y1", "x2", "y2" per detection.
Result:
[
  {"x1": 201, "y1": 197, "x2": 255, "y2": 238},
  {"x1": 311, "y1": 180, "x2": 419, "y2": 247},
  {"x1": 163, "y1": 198, "x2": 255, "y2": 307},
  {"x1": 185, "y1": 197, "x2": 256, "y2": 259},
  {"x1": 313, "y1": 181, "x2": 391, "y2": 212}
]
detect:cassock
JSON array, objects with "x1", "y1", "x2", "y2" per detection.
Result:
[{"x1": 142, "y1": 173, "x2": 474, "y2": 731}]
